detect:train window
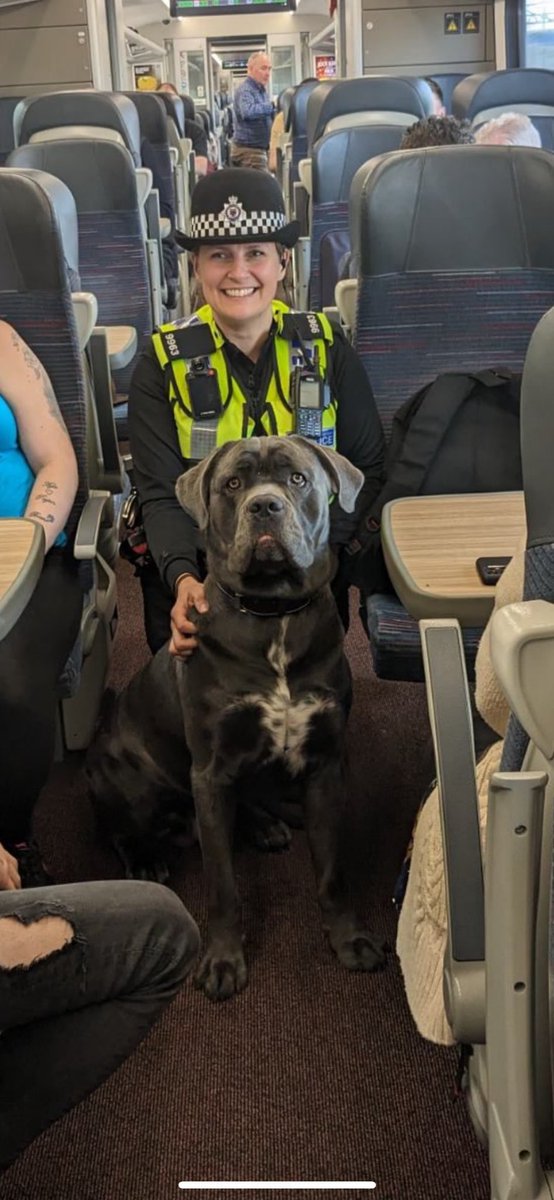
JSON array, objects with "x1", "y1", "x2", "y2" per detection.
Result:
[
  {"x1": 271, "y1": 46, "x2": 296, "y2": 94},
  {"x1": 523, "y1": 0, "x2": 554, "y2": 67}
]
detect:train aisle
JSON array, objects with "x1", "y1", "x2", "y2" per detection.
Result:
[{"x1": 0, "y1": 563, "x2": 490, "y2": 1200}]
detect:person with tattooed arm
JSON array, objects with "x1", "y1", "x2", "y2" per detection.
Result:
[{"x1": 0, "y1": 320, "x2": 81, "y2": 885}]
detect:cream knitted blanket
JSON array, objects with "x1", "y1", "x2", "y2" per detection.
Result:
[{"x1": 396, "y1": 546, "x2": 524, "y2": 1045}]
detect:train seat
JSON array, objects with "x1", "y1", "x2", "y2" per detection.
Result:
[
  {"x1": 309, "y1": 124, "x2": 404, "y2": 309},
  {"x1": 417, "y1": 305, "x2": 554, "y2": 1197},
  {"x1": 14, "y1": 89, "x2": 142, "y2": 166},
  {"x1": 307, "y1": 75, "x2": 435, "y2": 152},
  {"x1": 0, "y1": 95, "x2": 23, "y2": 166},
  {"x1": 0, "y1": 166, "x2": 120, "y2": 749},
  {"x1": 452, "y1": 68, "x2": 554, "y2": 149},
  {"x1": 351, "y1": 144, "x2": 554, "y2": 681},
  {"x1": 124, "y1": 91, "x2": 179, "y2": 310},
  {"x1": 288, "y1": 78, "x2": 320, "y2": 186},
  {"x1": 8, "y1": 139, "x2": 153, "y2": 432}
]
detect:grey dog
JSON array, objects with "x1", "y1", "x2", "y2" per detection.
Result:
[{"x1": 89, "y1": 435, "x2": 386, "y2": 1000}]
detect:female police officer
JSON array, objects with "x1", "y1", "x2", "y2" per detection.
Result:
[{"x1": 128, "y1": 168, "x2": 385, "y2": 656}]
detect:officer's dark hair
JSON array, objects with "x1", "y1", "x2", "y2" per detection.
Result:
[{"x1": 400, "y1": 115, "x2": 475, "y2": 149}]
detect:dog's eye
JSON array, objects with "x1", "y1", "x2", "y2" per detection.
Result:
[
  {"x1": 226, "y1": 476, "x2": 241, "y2": 491},
  {"x1": 290, "y1": 472, "x2": 307, "y2": 487}
]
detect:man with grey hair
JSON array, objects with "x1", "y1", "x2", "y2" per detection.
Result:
[
  {"x1": 475, "y1": 112, "x2": 542, "y2": 147},
  {"x1": 231, "y1": 51, "x2": 274, "y2": 170}
]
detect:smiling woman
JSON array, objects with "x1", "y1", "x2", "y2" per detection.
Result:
[{"x1": 127, "y1": 167, "x2": 386, "y2": 658}]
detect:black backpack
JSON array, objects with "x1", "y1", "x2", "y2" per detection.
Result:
[{"x1": 350, "y1": 367, "x2": 522, "y2": 593}]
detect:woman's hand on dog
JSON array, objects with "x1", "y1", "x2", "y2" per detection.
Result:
[
  {"x1": 0, "y1": 843, "x2": 21, "y2": 890},
  {"x1": 170, "y1": 575, "x2": 209, "y2": 658}
]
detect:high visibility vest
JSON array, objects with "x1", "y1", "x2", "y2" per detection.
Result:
[{"x1": 151, "y1": 300, "x2": 338, "y2": 460}]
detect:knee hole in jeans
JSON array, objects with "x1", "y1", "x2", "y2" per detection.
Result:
[{"x1": 0, "y1": 915, "x2": 74, "y2": 969}]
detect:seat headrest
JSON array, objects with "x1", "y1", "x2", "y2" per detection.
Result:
[
  {"x1": 308, "y1": 76, "x2": 435, "y2": 149},
  {"x1": 453, "y1": 69, "x2": 554, "y2": 121},
  {"x1": 313, "y1": 125, "x2": 404, "y2": 204},
  {"x1": 0, "y1": 168, "x2": 79, "y2": 291},
  {"x1": 289, "y1": 79, "x2": 319, "y2": 137},
  {"x1": 155, "y1": 92, "x2": 185, "y2": 137},
  {"x1": 351, "y1": 145, "x2": 554, "y2": 274},
  {"x1": 8, "y1": 139, "x2": 138, "y2": 212},
  {"x1": 279, "y1": 86, "x2": 295, "y2": 127},
  {"x1": 124, "y1": 92, "x2": 169, "y2": 147},
  {"x1": 0, "y1": 96, "x2": 24, "y2": 154},
  {"x1": 181, "y1": 94, "x2": 196, "y2": 123},
  {"x1": 16, "y1": 91, "x2": 142, "y2": 167}
]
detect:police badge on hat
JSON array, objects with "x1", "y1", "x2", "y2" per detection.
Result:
[{"x1": 175, "y1": 168, "x2": 300, "y2": 250}]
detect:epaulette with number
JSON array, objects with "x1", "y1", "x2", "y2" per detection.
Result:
[
  {"x1": 280, "y1": 312, "x2": 329, "y2": 343},
  {"x1": 158, "y1": 322, "x2": 216, "y2": 363}
]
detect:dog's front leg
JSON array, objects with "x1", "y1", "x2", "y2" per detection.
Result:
[
  {"x1": 192, "y1": 768, "x2": 247, "y2": 1001},
  {"x1": 304, "y1": 762, "x2": 386, "y2": 973}
]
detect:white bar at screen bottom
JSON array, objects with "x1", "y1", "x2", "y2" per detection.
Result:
[{"x1": 178, "y1": 1184, "x2": 377, "y2": 1190}]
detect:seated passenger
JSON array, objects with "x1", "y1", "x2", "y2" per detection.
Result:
[
  {"x1": 0, "y1": 321, "x2": 83, "y2": 883},
  {"x1": 396, "y1": 547, "x2": 523, "y2": 1044},
  {"x1": 156, "y1": 81, "x2": 209, "y2": 176},
  {"x1": 475, "y1": 112, "x2": 542, "y2": 147},
  {"x1": 0, "y1": 839, "x2": 199, "y2": 1169},
  {"x1": 424, "y1": 77, "x2": 447, "y2": 117},
  {"x1": 127, "y1": 168, "x2": 385, "y2": 655},
  {"x1": 400, "y1": 115, "x2": 475, "y2": 149}
]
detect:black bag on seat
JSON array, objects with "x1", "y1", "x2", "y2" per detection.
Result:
[{"x1": 350, "y1": 367, "x2": 522, "y2": 592}]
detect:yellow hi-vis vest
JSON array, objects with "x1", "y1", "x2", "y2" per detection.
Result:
[{"x1": 151, "y1": 300, "x2": 337, "y2": 460}]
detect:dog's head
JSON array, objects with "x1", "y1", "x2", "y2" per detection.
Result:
[{"x1": 176, "y1": 436, "x2": 363, "y2": 597}]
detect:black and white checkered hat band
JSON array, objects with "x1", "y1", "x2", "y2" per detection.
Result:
[{"x1": 190, "y1": 208, "x2": 286, "y2": 240}]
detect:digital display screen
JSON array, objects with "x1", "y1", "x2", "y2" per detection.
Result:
[{"x1": 170, "y1": 0, "x2": 295, "y2": 15}]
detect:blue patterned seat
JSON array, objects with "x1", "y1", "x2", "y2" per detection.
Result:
[{"x1": 352, "y1": 144, "x2": 554, "y2": 680}]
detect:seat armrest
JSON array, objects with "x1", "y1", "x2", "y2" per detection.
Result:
[
  {"x1": 135, "y1": 166, "x2": 153, "y2": 208},
  {"x1": 420, "y1": 618, "x2": 486, "y2": 1043},
  {"x1": 96, "y1": 326, "x2": 137, "y2": 372},
  {"x1": 71, "y1": 292, "x2": 98, "y2": 352},
  {"x1": 73, "y1": 491, "x2": 110, "y2": 560},
  {"x1": 298, "y1": 158, "x2": 312, "y2": 196},
  {"x1": 160, "y1": 216, "x2": 172, "y2": 239},
  {"x1": 335, "y1": 279, "x2": 357, "y2": 337}
]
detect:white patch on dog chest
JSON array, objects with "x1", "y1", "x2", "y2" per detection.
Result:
[{"x1": 252, "y1": 618, "x2": 331, "y2": 775}]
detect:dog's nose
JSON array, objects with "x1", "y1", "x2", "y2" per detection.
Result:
[{"x1": 247, "y1": 493, "x2": 285, "y2": 518}]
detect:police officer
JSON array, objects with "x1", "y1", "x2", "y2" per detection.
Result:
[{"x1": 128, "y1": 168, "x2": 385, "y2": 656}]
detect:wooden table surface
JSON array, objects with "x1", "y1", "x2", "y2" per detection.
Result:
[
  {"x1": 0, "y1": 518, "x2": 44, "y2": 638},
  {"x1": 381, "y1": 492, "x2": 526, "y2": 625}
]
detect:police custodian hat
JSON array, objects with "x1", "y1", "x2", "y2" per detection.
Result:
[{"x1": 175, "y1": 168, "x2": 300, "y2": 250}]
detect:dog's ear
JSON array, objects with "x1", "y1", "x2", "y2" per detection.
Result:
[
  {"x1": 288, "y1": 437, "x2": 364, "y2": 514},
  {"x1": 175, "y1": 445, "x2": 232, "y2": 529}
]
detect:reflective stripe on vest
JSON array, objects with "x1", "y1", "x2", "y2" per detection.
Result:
[{"x1": 151, "y1": 301, "x2": 337, "y2": 460}]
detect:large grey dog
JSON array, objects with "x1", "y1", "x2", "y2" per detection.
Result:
[{"x1": 88, "y1": 435, "x2": 385, "y2": 1000}]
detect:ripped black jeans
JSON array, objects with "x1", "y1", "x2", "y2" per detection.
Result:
[{"x1": 0, "y1": 880, "x2": 200, "y2": 1170}]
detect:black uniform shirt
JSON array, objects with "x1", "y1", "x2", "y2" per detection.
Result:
[{"x1": 128, "y1": 322, "x2": 385, "y2": 593}]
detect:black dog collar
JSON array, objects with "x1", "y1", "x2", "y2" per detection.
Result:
[{"x1": 215, "y1": 581, "x2": 314, "y2": 618}]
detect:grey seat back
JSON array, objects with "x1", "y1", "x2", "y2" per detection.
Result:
[
  {"x1": 8, "y1": 139, "x2": 153, "y2": 393},
  {"x1": 156, "y1": 91, "x2": 186, "y2": 137},
  {"x1": 288, "y1": 79, "x2": 319, "y2": 182},
  {"x1": 453, "y1": 69, "x2": 554, "y2": 148},
  {"x1": 308, "y1": 76, "x2": 434, "y2": 150},
  {"x1": 15, "y1": 90, "x2": 142, "y2": 166}
]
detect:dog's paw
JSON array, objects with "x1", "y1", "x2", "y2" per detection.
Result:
[
  {"x1": 194, "y1": 944, "x2": 248, "y2": 1001},
  {"x1": 330, "y1": 926, "x2": 387, "y2": 973},
  {"x1": 238, "y1": 808, "x2": 292, "y2": 852}
]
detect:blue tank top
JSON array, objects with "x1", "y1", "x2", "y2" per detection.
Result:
[{"x1": 0, "y1": 393, "x2": 66, "y2": 547}]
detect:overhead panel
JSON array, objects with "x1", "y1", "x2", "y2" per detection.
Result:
[{"x1": 361, "y1": 0, "x2": 495, "y2": 74}]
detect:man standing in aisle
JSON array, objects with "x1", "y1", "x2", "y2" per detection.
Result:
[{"x1": 231, "y1": 51, "x2": 274, "y2": 170}]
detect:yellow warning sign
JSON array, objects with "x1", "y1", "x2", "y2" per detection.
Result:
[
  {"x1": 444, "y1": 11, "x2": 461, "y2": 34},
  {"x1": 463, "y1": 10, "x2": 480, "y2": 33}
]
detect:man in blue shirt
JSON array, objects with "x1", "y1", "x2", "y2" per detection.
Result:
[{"x1": 231, "y1": 51, "x2": 273, "y2": 171}]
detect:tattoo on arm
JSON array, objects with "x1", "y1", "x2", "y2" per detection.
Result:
[
  {"x1": 10, "y1": 329, "x2": 66, "y2": 431},
  {"x1": 28, "y1": 511, "x2": 55, "y2": 524},
  {"x1": 35, "y1": 495, "x2": 56, "y2": 505}
]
